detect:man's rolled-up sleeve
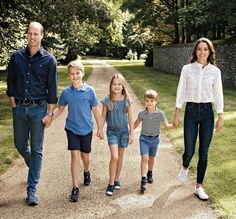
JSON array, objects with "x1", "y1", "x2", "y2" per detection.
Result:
[
  {"x1": 47, "y1": 57, "x2": 58, "y2": 104},
  {"x1": 6, "y1": 54, "x2": 16, "y2": 97}
]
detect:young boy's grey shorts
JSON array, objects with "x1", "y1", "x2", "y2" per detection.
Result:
[
  {"x1": 106, "y1": 126, "x2": 129, "y2": 147},
  {"x1": 139, "y1": 134, "x2": 160, "y2": 157}
]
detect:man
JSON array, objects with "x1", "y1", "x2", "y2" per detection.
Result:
[{"x1": 6, "y1": 21, "x2": 58, "y2": 206}]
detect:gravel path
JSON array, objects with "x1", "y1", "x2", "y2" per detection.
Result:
[{"x1": 0, "y1": 60, "x2": 217, "y2": 219}]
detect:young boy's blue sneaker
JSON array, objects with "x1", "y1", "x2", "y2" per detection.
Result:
[
  {"x1": 84, "y1": 171, "x2": 91, "y2": 186},
  {"x1": 26, "y1": 191, "x2": 39, "y2": 206},
  {"x1": 106, "y1": 184, "x2": 114, "y2": 196},
  {"x1": 114, "y1": 181, "x2": 121, "y2": 190},
  {"x1": 69, "y1": 187, "x2": 80, "y2": 202}
]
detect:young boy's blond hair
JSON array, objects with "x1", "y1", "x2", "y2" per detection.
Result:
[
  {"x1": 144, "y1": 89, "x2": 158, "y2": 101},
  {"x1": 67, "y1": 60, "x2": 84, "y2": 74}
]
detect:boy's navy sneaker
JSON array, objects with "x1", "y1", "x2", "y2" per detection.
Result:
[
  {"x1": 140, "y1": 177, "x2": 147, "y2": 194},
  {"x1": 147, "y1": 171, "x2": 153, "y2": 183},
  {"x1": 69, "y1": 187, "x2": 80, "y2": 202},
  {"x1": 106, "y1": 184, "x2": 114, "y2": 196},
  {"x1": 26, "y1": 191, "x2": 39, "y2": 206},
  {"x1": 84, "y1": 171, "x2": 91, "y2": 186},
  {"x1": 114, "y1": 181, "x2": 121, "y2": 190}
]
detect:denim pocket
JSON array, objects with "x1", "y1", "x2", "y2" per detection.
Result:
[
  {"x1": 12, "y1": 104, "x2": 21, "y2": 114},
  {"x1": 186, "y1": 102, "x2": 194, "y2": 109},
  {"x1": 202, "y1": 103, "x2": 212, "y2": 109},
  {"x1": 12, "y1": 105, "x2": 18, "y2": 111}
]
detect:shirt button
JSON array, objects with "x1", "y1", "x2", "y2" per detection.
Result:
[
  {"x1": 28, "y1": 73, "x2": 30, "y2": 75},
  {"x1": 29, "y1": 64, "x2": 31, "y2": 66},
  {"x1": 25, "y1": 89, "x2": 27, "y2": 92},
  {"x1": 26, "y1": 81, "x2": 28, "y2": 83}
]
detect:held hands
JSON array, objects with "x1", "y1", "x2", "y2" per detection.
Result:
[
  {"x1": 173, "y1": 115, "x2": 180, "y2": 128},
  {"x1": 129, "y1": 133, "x2": 133, "y2": 144},
  {"x1": 42, "y1": 115, "x2": 53, "y2": 128},
  {"x1": 215, "y1": 117, "x2": 223, "y2": 132},
  {"x1": 97, "y1": 129, "x2": 104, "y2": 140}
]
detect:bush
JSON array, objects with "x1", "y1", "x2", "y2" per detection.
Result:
[
  {"x1": 140, "y1": 53, "x2": 147, "y2": 60},
  {"x1": 125, "y1": 49, "x2": 137, "y2": 60},
  {"x1": 59, "y1": 49, "x2": 78, "y2": 65}
]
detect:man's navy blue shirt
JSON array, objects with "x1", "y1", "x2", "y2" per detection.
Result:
[{"x1": 7, "y1": 47, "x2": 58, "y2": 103}]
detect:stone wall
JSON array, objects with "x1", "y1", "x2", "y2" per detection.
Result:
[{"x1": 153, "y1": 42, "x2": 236, "y2": 86}]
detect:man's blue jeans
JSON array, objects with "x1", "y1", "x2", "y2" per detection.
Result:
[
  {"x1": 12, "y1": 102, "x2": 46, "y2": 193},
  {"x1": 183, "y1": 102, "x2": 214, "y2": 184}
]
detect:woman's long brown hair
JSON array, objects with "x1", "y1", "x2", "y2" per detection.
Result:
[{"x1": 190, "y1": 37, "x2": 216, "y2": 66}]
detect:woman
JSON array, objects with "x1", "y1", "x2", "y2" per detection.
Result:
[{"x1": 173, "y1": 38, "x2": 224, "y2": 200}]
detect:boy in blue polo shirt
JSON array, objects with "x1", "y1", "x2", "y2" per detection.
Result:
[
  {"x1": 134, "y1": 89, "x2": 173, "y2": 193},
  {"x1": 53, "y1": 60, "x2": 102, "y2": 202}
]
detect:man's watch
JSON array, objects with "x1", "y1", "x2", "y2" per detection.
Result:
[{"x1": 46, "y1": 112, "x2": 54, "y2": 117}]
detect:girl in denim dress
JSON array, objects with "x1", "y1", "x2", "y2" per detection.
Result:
[{"x1": 100, "y1": 73, "x2": 134, "y2": 196}]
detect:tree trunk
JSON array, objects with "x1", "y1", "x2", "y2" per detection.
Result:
[
  {"x1": 174, "y1": 22, "x2": 180, "y2": 43},
  {"x1": 181, "y1": 26, "x2": 185, "y2": 43}
]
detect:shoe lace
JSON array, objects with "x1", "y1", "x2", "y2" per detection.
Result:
[
  {"x1": 141, "y1": 180, "x2": 147, "y2": 185},
  {"x1": 28, "y1": 191, "x2": 35, "y2": 197},
  {"x1": 84, "y1": 172, "x2": 90, "y2": 179},
  {"x1": 199, "y1": 187, "x2": 206, "y2": 194},
  {"x1": 108, "y1": 185, "x2": 113, "y2": 190},
  {"x1": 180, "y1": 169, "x2": 187, "y2": 176},
  {"x1": 72, "y1": 187, "x2": 79, "y2": 194}
]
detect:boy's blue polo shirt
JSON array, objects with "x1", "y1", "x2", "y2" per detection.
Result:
[{"x1": 59, "y1": 83, "x2": 98, "y2": 135}]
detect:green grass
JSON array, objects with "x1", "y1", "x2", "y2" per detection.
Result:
[
  {"x1": 108, "y1": 60, "x2": 236, "y2": 219},
  {"x1": 0, "y1": 63, "x2": 91, "y2": 174},
  {"x1": 0, "y1": 71, "x2": 18, "y2": 173},
  {"x1": 81, "y1": 55, "x2": 120, "y2": 60}
]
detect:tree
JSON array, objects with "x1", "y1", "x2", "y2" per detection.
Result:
[
  {"x1": 0, "y1": 0, "x2": 124, "y2": 64},
  {"x1": 122, "y1": 0, "x2": 181, "y2": 44},
  {"x1": 0, "y1": 1, "x2": 28, "y2": 65},
  {"x1": 122, "y1": 0, "x2": 236, "y2": 44}
]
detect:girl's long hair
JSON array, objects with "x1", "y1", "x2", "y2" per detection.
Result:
[
  {"x1": 108, "y1": 73, "x2": 130, "y2": 110},
  {"x1": 190, "y1": 37, "x2": 216, "y2": 66}
]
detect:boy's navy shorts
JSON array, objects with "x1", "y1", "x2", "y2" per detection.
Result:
[{"x1": 65, "y1": 128, "x2": 92, "y2": 153}]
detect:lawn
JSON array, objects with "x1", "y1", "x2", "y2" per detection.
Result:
[
  {"x1": 108, "y1": 60, "x2": 236, "y2": 219},
  {"x1": 0, "y1": 63, "x2": 91, "y2": 174}
]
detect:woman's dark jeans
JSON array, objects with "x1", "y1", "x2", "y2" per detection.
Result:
[{"x1": 183, "y1": 102, "x2": 214, "y2": 184}]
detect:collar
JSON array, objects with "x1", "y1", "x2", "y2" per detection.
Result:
[
  {"x1": 194, "y1": 61, "x2": 211, "y2": 69},
  {"x1": 71, "y1": 82, "x2": 88, "y2": 92},
  {"x1": 26, "y1": 46, "x2": 44, "y2": 56},
  {"x1": 145, "y1": 107, "x2": 158, "y2": 113}
]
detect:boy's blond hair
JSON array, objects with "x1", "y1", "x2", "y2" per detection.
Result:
[
  {"x1": 67, "y1": 60, "x2": 84, "y2": 74},
  {"x1": 144, "y1": 89, "x2": 158, "y2": 101}
]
